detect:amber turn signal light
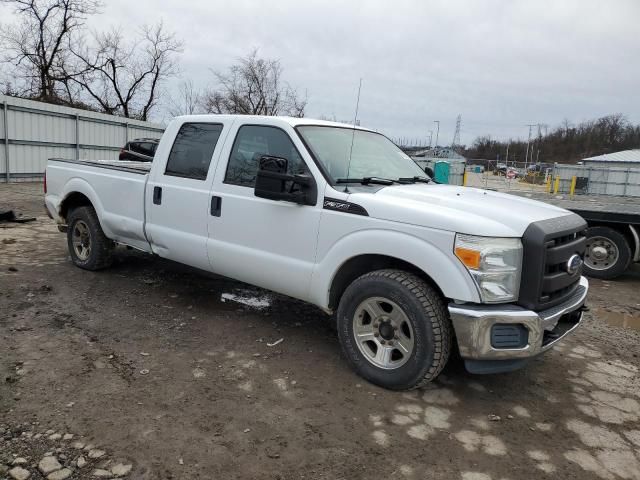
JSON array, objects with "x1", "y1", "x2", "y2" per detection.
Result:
[{"x1": 455, "y1": 247, "x2": 481, "y2": 270}]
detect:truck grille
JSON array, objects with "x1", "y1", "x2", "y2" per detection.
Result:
[{"x1": 519, "y1": 214, "x2": 587, "y2": 311}]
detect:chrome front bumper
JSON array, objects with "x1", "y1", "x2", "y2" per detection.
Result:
[{"x1": 449, "y1": 276, "x2": 588, "y2": 372}]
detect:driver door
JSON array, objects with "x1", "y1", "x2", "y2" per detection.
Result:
[{"x1": 206, "y1": 122, "x2": 324, "y2": 301}]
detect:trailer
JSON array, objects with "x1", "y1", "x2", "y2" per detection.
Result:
[{"x1": 509, "y1": 192, "x2": 640, "y2": 279}]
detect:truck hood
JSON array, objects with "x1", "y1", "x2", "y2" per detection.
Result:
[{"x1": 348, "y1": 184, "x2": 572, "y2": 237}]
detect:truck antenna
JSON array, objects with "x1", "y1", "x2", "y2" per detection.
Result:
[{"x1": 344, "y1": 78, "x2": 363, "y2": 193}]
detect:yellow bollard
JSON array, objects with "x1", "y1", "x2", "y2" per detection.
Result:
[
  {"x1": 546, "y1": 175, "x2": 552, "y2": 193},
  {"x1": 553, "y1": 176, "x2": 560, "y2": 194},
  {"x1": 463, "y1": 172, "x2": 467, "y2": 186},
  {"x1": 569, "y1": 176, "x2": 577, "y2": 196}
]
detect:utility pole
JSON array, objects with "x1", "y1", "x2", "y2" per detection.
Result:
[
  {"x1": 434, "y1": 120, "x2": 440, "y2": 148},
  {"x1": 524, "y1": 124, "x2": 536, "y2": 169},
  {"x1": 506, "y1": 143, "x2": 510, "y2": 164},
  {"x1": 428, "y1": 130, "x2": 433, "y2": 148}
]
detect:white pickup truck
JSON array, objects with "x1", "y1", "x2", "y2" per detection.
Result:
[{"x1": 45, "y1": 115, "x2": 589, "y2": 390}]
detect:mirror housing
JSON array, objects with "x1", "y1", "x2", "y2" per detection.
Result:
[
  {"x1": 424, "y1": 166, "x2": 435, "y2": 178},
  {"x1": 254, "y1": 155, "x2": 317, "y2": 206}
]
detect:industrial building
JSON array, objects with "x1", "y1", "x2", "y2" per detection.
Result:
[{"x1": 582, "y1": 149, "x2": 640, "y2": 169}]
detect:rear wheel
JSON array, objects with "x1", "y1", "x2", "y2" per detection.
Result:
[
  {"x1": 583, "y1": 226, "x2": 631, "y2": 279},
  {"x1": 67, "y1": 206, "x2": 114, "y2": 270},
  {"x1": 336, "y1": 269, "x2": 451, "y2": 390}
]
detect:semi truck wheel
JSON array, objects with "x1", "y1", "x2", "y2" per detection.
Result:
[
  {"x1": 67, "y1": 206, "x2": 114, "y2": 270},
  {"x1": 583, "y1": 226, "x2": 631, "y2": 280},
  {"x1": 336, "y1": 269, "x2": 451, "y2": 390}
]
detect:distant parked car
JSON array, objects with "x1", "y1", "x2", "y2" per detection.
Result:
[
  {"x1": 527, "y1": 163, "x2": 552, "y2": 174},
  {"x1": 493, "y1": 163, "x2": 508, "y2": 175},
  {"x1": 119, "y1": 138, "x2": 159, "y2": 162}
]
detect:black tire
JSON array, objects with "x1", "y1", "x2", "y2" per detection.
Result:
[
  {"x1": 583, "y1": 226, "x2": 631, "y2": 280},
  {"x1": 67, "y1": 206, "x2": 114, "y2": 270},
  {"x1": 336, "y1": 269, "x2": 452, "y2": 390}
]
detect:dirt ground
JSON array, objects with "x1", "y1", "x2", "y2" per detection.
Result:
[{"x1": 1, "y1": 182, "x2": 639, "y2": 480}]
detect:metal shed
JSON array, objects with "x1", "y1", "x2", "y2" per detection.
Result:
[
  {"x1": 582, "y1": 149, "x2": 640, "y2": 169},
  {"x1": 1, "y1": 95, "x2": 165, "y2": 182}
]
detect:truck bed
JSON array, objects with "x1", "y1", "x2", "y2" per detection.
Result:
[
  {"x1": 46, "y1": 158, "x2": 151, "y2": 252},
  {"x1": 50, "y1": 158, "x2": 152, "y2": 174},
  {"x1": 507, "y1": 191, "x2": 640, "y2": 224}
]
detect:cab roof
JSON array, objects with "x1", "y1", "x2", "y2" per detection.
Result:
[{"x1": 173, "y1": 114, "x2": 374, "y2": 132}]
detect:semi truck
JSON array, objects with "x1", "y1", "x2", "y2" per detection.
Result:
[{"x1": 510, "y1": 192, "x2": 640, "y2": 280}]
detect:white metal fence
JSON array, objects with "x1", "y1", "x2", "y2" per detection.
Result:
[
  {"x1": 552, "y1": 164, "x2": 640, "y2": 197},
  {"x1": 0, "y1": 95, "x2": 165, "y2": 182}
]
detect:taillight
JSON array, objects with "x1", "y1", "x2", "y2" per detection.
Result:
[{"x1": 44, "y1": 170, "x2": 47, "y2": 194}]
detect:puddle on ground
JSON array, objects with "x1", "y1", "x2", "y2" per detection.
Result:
[
  {"x1": 594, "y1": 308, "x2": 640, "y2": 331},
  {"x1": 221, "y1": 291, "x2": 271, "y2": 309}
]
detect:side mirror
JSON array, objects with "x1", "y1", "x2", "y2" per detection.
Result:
[
  {"x1": 254, "y1": 155, "x2": 317, "y2": 206},
  {"x1": 424, "y1": 166, "x2": 442, "y2": 184},
  {"x1": 424, "y1": 166, "x2": 435, "y2": 178}
]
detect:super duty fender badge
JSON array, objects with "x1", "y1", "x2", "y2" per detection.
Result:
[{"x1": 323, "y1": 198, "x2": 368, "y2": 216}]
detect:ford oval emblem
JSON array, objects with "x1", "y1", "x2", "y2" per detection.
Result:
[{"x1": 566, "y1": 254, "x2": 583, "y2": 275}]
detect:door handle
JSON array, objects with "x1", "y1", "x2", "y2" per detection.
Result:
[
  {"x1": 211, "y1": 196, "x2": 222, "y2": 217},
  {"x1": 153, "y1": 186, "x2": 162, "y2": 205}
]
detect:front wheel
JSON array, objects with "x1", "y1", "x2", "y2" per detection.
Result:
[
  {"x1": 583, "y1": 226, "x2": 631, "y2": 280},
  {"x1": 336, "y1": 269, "x2": 452, "y2": 390}
]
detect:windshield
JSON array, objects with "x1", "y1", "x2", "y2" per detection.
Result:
[{"x1": 297, "y1": 126, "x2": 427, "y2": 184}]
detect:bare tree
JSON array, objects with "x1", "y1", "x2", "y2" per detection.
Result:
[
  {"x1": 0, "y1": 0, "x2": 100, "y2": 103},
  {"x1": 203, "y1": 49, "x2": 306, "y2": 117},
  {"x1": 166, "y1": 79, "x2": 202, "y2": 117},
  {"x1": 70, "y1": 21, "x2": 182, "y2": 120}
]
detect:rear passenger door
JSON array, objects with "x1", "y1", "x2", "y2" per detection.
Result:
[{"x1": 145, "y1": 120, "x2": 231, "y2": 271}]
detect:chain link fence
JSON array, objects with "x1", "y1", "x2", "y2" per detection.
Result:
[
  {"x1": 463, "y1": 160, "x2": 551, "y2": 193},
  {"x1": 462, "y1": 160, "x2": 640, "y2": 197}
]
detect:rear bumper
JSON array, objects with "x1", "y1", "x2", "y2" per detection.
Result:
[{"x1": 448, "y1": 276, "x2": 588, "y2": 373}]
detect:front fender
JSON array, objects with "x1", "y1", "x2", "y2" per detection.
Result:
[{"x1": 309, "y1": 228, "x2": 480, "y2": 309}]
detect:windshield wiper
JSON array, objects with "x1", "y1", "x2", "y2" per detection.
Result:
[
  {"x1": 397, "y1": 176, "x2": 431, "y2": 184},
  {"x1": 336, "y1": 177, "x2": 398, "y2": 186}
]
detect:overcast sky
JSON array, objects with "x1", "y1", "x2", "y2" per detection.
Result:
[{"x1": 4, "y1": 0, "x2": 640, "y2": 145}]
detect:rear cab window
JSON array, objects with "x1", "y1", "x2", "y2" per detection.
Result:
[{"x1": 165, "y1": 123, "x2": 224, "y2": 180}]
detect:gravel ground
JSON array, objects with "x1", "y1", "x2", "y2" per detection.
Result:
[{"x1": 1, "y1": 182, "x2": 639, "y2": 480}]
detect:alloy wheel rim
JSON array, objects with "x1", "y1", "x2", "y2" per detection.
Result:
[
  {"x1": 72, "y1": 220, "x2": 92, "y2": 261},
  {"x1": 352, "y1": 296, "x2": 414, "y2": 370}
]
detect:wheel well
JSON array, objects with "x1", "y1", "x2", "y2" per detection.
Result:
[
  {"x1": 59, "y1": 192, "x2": 93, "y2": 222},
  {"x1": 328, "y1": 254, "x2": 445, "y2": 311},
  {"x1": 587, "y1": 222, "x2": 635, "y2": 247}
]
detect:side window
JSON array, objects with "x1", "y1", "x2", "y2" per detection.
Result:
[
  {"x1": 165, "y1": 123, "x2": 223, "y2": 180},
  {"x1": 139, "y1": 143, "x2": 155, "y2": 157},
  {"x1": 224, "y1": 125, "x2": 306, "y2": 187}
]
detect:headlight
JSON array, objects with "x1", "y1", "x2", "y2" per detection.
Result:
[{"x1": 454, "y1": 234, "x2": 523, "y2": 303}]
